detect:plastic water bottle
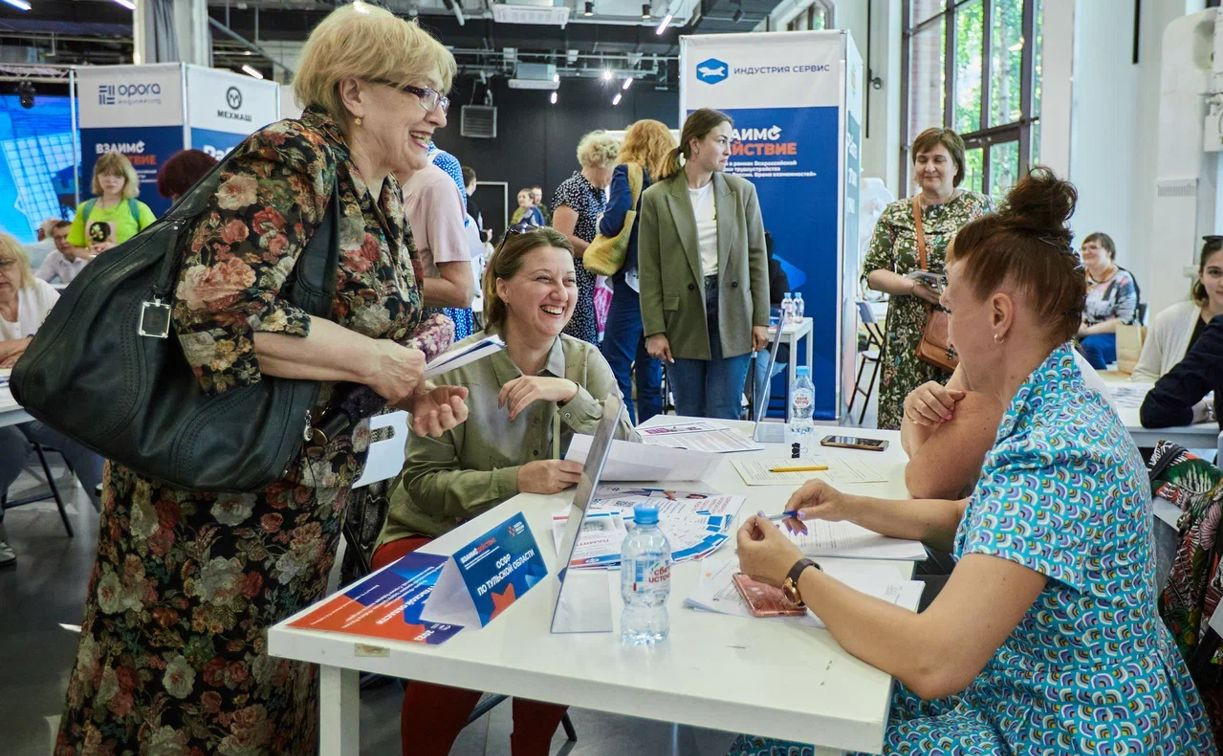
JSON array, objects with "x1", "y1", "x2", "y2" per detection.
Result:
[
  {"x1": 620, "y1": 504, "x2": 672, "y2": 646},
  {"x1": 792, "y1": 292, "x2": 805, "y2": 324},
  {"x1": 780, "y1": 292, "x2": 794, "y2": 326},
  {"x1": 787, "y1": 366, "x2": 816, "y2": 457}
]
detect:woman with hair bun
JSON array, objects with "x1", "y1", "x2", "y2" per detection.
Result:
[{"x1": 731, "y1": 168, "x2": 1212, "y2": 754}]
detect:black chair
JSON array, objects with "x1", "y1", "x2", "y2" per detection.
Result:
[
  {"x1": 1, "y1": 442, "x2": 74, "y2": 537},
  {"x1": 847, "y1": 302, "x2": 885, "y2": 425}
]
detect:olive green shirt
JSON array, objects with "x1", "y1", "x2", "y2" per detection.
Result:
[{"x1": 377, "y1": 331, "x2": 634, "y2": 545}]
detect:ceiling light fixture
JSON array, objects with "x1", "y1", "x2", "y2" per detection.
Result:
[
  {"x1": 622, "y1": 77, "x2": 633, "y2": 90},
  {"x1": 583, "y1": 0, "x2": 593, "y2": 15},
  {"x1": 655, "y1": 12, "x2": 673, "y2": 34},
  {"x1": 111, "y1": 0, "x2": 135, "y2": 9},
  {"x1": 550, "y1": 91, "x2": 558, "y2": 104},
  {"x1": 612, "y1": 92, "x2": 622, "y2": 106},
  {"x1": 241, "y1": 64, "x2": 264, "y2": 79},
  {"x1": 641, "y1": 2, "x2": 650, "y2": 18},
  {"x1": 601, "y1": 68, "x2": 613, "y2": 81},
  {"x1": 1, "y1": 0, "x2": 31, "y2": 11}
]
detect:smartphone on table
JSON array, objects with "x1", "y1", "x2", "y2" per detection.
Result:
[
  {"x1": 820, "y1": 435, "x2": 889, "y2": 452},
  {"x1": 732, "y1": 573, "x2": 806, "y2": 617}
]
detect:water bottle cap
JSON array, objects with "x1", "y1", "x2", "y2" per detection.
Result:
[
  {"x1": 796, "y1": 366, "x2": 810, "y2": 377},
  {"x1": 633, "y1": 503, "x2": 660, "y2": 526},
  {"x1": 784, "y1": 292, "x2": 792, "y2": 297}
]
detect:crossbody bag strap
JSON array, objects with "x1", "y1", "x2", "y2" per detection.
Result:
[
  {"x1": 81, "y1": 198, "x2": 96, "y2": 229},
  {"x1": 911, "y1": 196, "x2": 928, "y2": 272}
]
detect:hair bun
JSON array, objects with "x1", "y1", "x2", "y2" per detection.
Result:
[{"x1": 999, "y1": 166, "x2": 1077, "y2": 244}]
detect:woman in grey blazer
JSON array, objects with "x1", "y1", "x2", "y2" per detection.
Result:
[{"x1": 638, "y1": 108, "x2": 769, "y2": 419}]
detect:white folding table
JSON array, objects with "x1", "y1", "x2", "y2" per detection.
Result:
[{"x1": 269, "y1": 425, "x2": 912, "y2": 755}]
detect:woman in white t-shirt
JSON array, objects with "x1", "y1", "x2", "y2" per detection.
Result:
[
  {"x1": 0, "y1": 233, "x2": 103, "y2": 568},
  {"x1": 637, "y1": 108, "x2": 769, "y2": 419}
]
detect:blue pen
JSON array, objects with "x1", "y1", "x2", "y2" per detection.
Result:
[{"x1": 762, "y1": 510, "x2": 799, "y2": 521}]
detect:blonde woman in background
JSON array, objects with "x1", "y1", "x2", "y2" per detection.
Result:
[
  {"x1": 598, "y1": 119, "x2": 676, "y2": 423},
  {"x1": 66, "y1": 150, "x2": 156, "y2": 258},
  {"x1": 552, "y1": 129, "x2": 619, "y2": 343}
]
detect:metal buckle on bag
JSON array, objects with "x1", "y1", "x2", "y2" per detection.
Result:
[{"x1": 138, "y1": 298, "x2": 172, "y2": 338}]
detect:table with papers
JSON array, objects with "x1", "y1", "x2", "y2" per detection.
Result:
[
  {"x1": 1098, "y1": 373, "x2": 1218, "y2": 450},
  {"x1": 269, "y1": 422, "x2": 914, "y2": 755}
]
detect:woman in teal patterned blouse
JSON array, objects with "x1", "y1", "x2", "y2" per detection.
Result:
[{"x1": 731, "y1": 168, "x2": 1212, "y2": 754}]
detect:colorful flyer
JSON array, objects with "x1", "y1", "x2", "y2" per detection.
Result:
[
  {"x1": 288, "y1": 551, "x2": 463, "y2": 645},
  {"x1": 420, "y1": 512, "x2": 548, "y2": 628}
]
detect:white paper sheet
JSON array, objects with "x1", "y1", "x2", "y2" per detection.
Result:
[
  {"x1": 685, "y1": 554, "x2": 924, "y2": 628},
  {"x1": 424, "y1": 335, "x2": 506, "y2": 379},
  {"x1": 731, "y1": 457, "x2": 890, "y2": 486},
  {"x1": 643, "y1": 427, "x2": 765, "y2": 453},
  {"x1": 565, "y1": 435, "x2": 722, "y2": 482},
  {"x1": 1107, "y1": 382, "x2": 1153, "y2": 410},
  {"x1": 784, "y1": 519, "x2": 927, "y2": 561}
]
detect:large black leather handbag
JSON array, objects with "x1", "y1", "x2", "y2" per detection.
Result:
[{"x1": 12, "y1": 158, "x2": 340, "y2": 492}]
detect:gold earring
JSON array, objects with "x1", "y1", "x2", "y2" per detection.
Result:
[
  {"x1": 994, "y1": 332, "x2": 1004, "y2": 343},
  {"x1": 354, "y1": 116, "x2": 363, "y2": 127}
]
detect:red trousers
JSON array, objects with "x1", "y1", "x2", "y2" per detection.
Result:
[{"x1": 372, "y1": 538, "x2": 569, "y2": 756}]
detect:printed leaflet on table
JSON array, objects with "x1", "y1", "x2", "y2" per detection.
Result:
[
  {"x1": 551, "y1": 486, "x2": 745, "y2": 569},
  {"x1": 288, "y1": 551, "x2": 463, "y2": 645}
]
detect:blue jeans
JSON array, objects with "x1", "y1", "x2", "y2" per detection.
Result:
[
  {"x1": 1079, "y1": 333, "x2": 1116, "y2": 370},
  {"x1": 0, "y1": 421, "x2": 104, "y2": 522},
  {"x1": 667, "y1": 276, "x2": 752, "y2": 420},
  {"x1": 600, "y1": 283, "x2": 662, "y2": 425}
]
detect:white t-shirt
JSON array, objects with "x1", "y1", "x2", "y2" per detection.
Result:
[
  {"x1": 689, "y1": 182, "x2": 718, "y2": 277},
  {"x1": 1, "y1": 278, "x2": 59, "y2": 340}
]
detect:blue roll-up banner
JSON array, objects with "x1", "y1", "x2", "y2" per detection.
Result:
[{"x1": 680, "y1": 32, "x2": 863, "y2": 420}]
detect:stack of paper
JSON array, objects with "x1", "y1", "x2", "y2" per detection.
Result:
[
  {"x1": 424, "y1": 335, "x2": 506, "y2": 379},
  {"x1": 551, "y1": 487, "x2": 745, "y2": 569},
  {"x1": 1107, "y1": 382, "x2": 1153, "y2": 410},
  {"x1": 685, "y1": 553, "x2": 924, "y2": 628},
  {"x1": 565, "y1": 435, "x2": 722, "y2": 482},
  {"x1": 731, "y1": 456, "x2": 890, "y2": 486},
  {"x1": 638, "y1": 421, "x2": 764, "y2": 453}
]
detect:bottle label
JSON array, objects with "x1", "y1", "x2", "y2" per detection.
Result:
[
  {"x1": 633, "y1": 560, "x2": 671, "y2": 590},
  {"x1": 792, "y1": 391, "x2": 814, "y2": 411}
]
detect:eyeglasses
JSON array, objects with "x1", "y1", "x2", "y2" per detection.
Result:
[{"x1": 371, "y1": 80, "x2": 450, "y2": 114}]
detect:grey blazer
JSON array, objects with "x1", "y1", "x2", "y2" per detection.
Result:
[{"x1": 637, "y1": 170, "x2": 768, "y2": 360}]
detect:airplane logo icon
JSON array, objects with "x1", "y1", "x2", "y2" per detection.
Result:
[{"x1": 695, "y1": 58, "x2": 729, "y2": 85}]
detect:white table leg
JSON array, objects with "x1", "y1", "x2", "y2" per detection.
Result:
[
  {"x1": 319, "y1": 665, "x2": 360, "y2": 756},
  {"x1": 805, "y1": 323, "x2": 814, "y2": 381}
]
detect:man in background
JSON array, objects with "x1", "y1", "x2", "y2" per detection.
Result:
[{"x1": 34, "y1": 220, "x2": 86, "y2": 285}]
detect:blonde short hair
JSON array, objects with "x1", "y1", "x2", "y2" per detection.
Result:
[
  {"x1": 294, "y1": 2, "x2": 456, "y2": 129},
  {"x1": 576, "y1": 130, "x2": 620, "y2": 170},
  {"x1": 0, "y1": 232, "x2": 32, "y2": 290},
  {"x1": 92, "y1": 151, "x2": 140, "y2": 199}
]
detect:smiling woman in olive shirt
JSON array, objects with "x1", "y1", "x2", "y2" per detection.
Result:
[{"x1": 374, "y1": 225, "x2": 634, "y2": 756}]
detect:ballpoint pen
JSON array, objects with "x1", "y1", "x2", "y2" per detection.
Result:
[{"x1": 763, "y1": 510, "x2": 800, "y2": 521}]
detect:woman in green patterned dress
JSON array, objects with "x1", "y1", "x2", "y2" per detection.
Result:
[
  {"x1": 863, "y1": 128, "x2": 993, "y2": 429},
  {"x1": 55, "y1": 5, "x2": 470, "y2": 753}
]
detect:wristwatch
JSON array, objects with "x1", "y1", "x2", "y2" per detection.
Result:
[{"x1": 781, "y1": 558, "x2": 820, "y2": 606}]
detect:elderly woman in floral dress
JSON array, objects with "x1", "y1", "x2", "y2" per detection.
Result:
[{"x1": 55, "y1": 5, "x2": 469, "y2": 753}]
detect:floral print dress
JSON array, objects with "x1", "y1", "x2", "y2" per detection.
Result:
[
  {"x1": 55, "y1": 108, "x2": 452, "y2": 754},
  {"x1": 553, "y1": 171, "x2": 606, "y2": 344},
  {"x1": 862, "y1": 191, "x2": 993, "y2": 429}
]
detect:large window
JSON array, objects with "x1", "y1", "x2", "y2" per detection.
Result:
[
  {"x1": 785, "y1": 0, "x2": 833, "y2": 31},
  {"x1": 901, "y1": 0, "x2": 1042, "y2": 204}
]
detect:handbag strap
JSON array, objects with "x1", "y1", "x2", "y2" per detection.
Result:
[
  {"x1": 911, "y1": 196, "x2": 929, "y2": 272},
  {"x1": 627, "y1": 162, "x2": 644, "y2": 206}
]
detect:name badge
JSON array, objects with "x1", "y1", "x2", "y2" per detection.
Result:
[{"x1": 421, "y1": 512, "x2": 547, "y2": 628}]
